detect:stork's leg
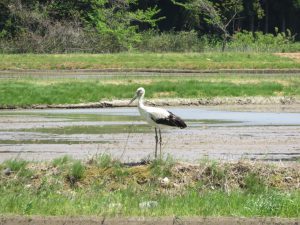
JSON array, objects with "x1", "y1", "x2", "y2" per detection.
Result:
[
  {"x1": 159, "y1": 128, "x2": 162, "y2": 158},
  {"x1": 155, "y1": 128, "x2": 158, "y2": 158}
]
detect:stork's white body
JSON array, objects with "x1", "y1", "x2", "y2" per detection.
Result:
[
  {"x1": 129, "y1": 87, "x2": 187, "y2": 158},
  {"x1": 138, "y1": 103, "x2": 170, "y2": 128}
]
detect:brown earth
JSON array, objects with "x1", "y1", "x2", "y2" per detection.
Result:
[
  {"x1": 0, "y1": 216, "x2": 299, "y2": 225},
  {"x1": 276, "y1": 53, "x2": 300, "y2": 62},
  {"x1": 1, "y1": 97, "x2": 300, "y2": 110}
]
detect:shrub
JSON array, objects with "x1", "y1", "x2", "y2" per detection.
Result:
[
  {"x1": 228, "y1": 29, "x2": 295, "y2": 52},
  {"x1": 137, "y1": 30, "x2": 205, "y2": 52}
]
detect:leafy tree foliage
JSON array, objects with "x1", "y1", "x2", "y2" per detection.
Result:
[{"x1": 0, "y1": 0, "x2": 300, "y2": 52}]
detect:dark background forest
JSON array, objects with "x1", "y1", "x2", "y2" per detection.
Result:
[{"x1": 1, "y1": 0, "x2": 300, "y2": 53}]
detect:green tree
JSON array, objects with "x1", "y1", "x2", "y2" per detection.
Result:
[
  {"x1": 243, "y1": 0, "x2": 264, "y2": 32},
  {"x1": 173, "y1": 0, "x2": 243, "y2": 51},
  {"x1": 87, "y1": 0, "x2": 161, "y2": 49}
]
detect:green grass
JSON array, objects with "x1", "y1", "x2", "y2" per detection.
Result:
[
  {"x1": 0, "y1": 158, "x2": 299, "y2": 217},
  {"x1": 17, "y1": 124, "x2": 151, "y2": 135},
  {"x1": 1, "y1": 74, "x2": 300, "y2": 107},
  {"x1": 3, "y1": 159, "x2": 28, "y2": 172},
  {"x1": 0, "y1": 53, "x2": 299, "y2": 70},
  {"x1": 69, "y1": 160, "x2": 85, "y2": 181},
  {"x1": 0, "y1": 185, "x2": 299, "y2": 217}
]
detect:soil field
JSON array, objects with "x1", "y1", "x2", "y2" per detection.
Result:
[{"x1": 0, "y1": 216, "x2": 299, "y2": 225}]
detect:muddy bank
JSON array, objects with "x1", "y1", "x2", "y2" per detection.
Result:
[
  {"x1": 0, "y1": 216, "x2": 299, "y2": 225},
  {"x1": 1, "y1": 96, "x2": 300, "y2": 110}
]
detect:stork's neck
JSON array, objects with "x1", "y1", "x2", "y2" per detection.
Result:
[{"x1": 138, "y1": 94, "x2": 145, "y2": 109}]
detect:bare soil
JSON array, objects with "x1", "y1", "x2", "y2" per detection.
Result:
[
  {"x1": 0, "y1": 216, "x2": 299, "y2": 225},
  {"x1": 276, "y1": 53, "x2": 300, "y2": 63},
  {"x1": 1, "y1": 97, "x2": 300, "y2": 110}
]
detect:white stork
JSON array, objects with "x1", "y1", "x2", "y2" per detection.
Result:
[{"x1": 129, "y1": 87, "x2": 187, "y2": 158}]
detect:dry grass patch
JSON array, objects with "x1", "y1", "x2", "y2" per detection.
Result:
[{"x1": 275, "y1": 53, "x2": 300, "y2": 63}]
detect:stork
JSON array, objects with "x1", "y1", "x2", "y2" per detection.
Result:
[{"x1": 129, "y1": 87, "x2": 187, "y2": 158}]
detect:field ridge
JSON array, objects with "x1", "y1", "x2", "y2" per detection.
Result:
[{"x1": 1, "y1": 216, "x2": 299, "y2": 225}]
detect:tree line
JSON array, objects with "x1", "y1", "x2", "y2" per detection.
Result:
[{"x1": 0, "y1": 0, "x2": 299, "y2": 53}]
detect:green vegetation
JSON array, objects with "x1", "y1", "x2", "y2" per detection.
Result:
[
  {"x1": 1, "y1": 0, "x2": 300, "y2": 53},
  {"x1": 18, "y1": 124, "x2": 151, "y2": 135},
  {"x1": 0, "y1": 53, "x2": 299, "y2": 70},
  {"x1": 2, "y1": 159, "x2": 33, "y2": 179},
  {"x1": 0, "y1": 157, "x2": 299, "y2": 217},
  {"x1": 1, "y1": 74, "x2": 299, "y2": 107},
  {"x1": 69, "y1": 160, "x2": 85, "y2": 181}
]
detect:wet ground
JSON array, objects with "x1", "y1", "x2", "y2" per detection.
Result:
[{"x1": 1, "y1": 106, "x2": 300, "y2": 163}]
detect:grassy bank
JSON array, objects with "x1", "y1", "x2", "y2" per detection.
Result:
[
  {"x1": 0, "y1": 53, "x2": 300, "y2": 70},
  {"x1": 0, "y1": 156, "x2": 299, "y2": 217},
  {"x1": 1, "y1": 75, "x2": 300, "y2": 107}
]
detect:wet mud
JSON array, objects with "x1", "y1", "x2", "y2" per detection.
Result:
[{"x1": 1, "y1": 106, "x2": 300, "y2": 163}]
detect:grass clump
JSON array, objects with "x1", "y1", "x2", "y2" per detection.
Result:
[
  {"x1": 96, "y1": 153, "x2": 121, "y2": 169},
  {"x1": 3, "y1": 159, "x2": 33, "y2": 179},
  {"x1": 69, "y1": 160, "x2": 85, "y2": 181},
  {"x1": 4, "y1": 159, "x2": 28, "y2": 172},
  {"x1": 150, "y1": 155, "x2": 176, "y2": 178},
  {"x1": 244, "y1": 172, "x2": 267, "y2": 194},
  {"x1": 52, "y1": 155, "x2": 73, "y2": 167}
]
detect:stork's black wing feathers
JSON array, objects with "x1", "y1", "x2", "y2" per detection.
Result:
[{"x1": 151, "y1": 111, "x2": 187, "y2": 129}]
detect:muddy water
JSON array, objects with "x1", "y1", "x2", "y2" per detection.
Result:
[{"x1": 0, "y1": 107, "x2": 300, "y2": 162}]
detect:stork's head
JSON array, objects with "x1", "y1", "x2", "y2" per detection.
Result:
[{"x1": 129, "y1": 87, "x2": 145, "y2": 105}]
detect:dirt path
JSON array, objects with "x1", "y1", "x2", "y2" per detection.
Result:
[{"x1": 1, "y1": 216, "x2": 299, "y2": 225}]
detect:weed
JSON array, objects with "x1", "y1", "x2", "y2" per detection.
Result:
[
  {"x1": 150, "y1": 155, "x2": 175, "y2": 178},
  {"x1": 52, "y1": 155, "x2": 73, "y2": 167},
  {"x1": 3, "y1": 159, "x2": 34, "y2": 179},
  {"x1": 96, "y1": 154, "x2": 121, "y2": 169},
  {"x1": 4, "y1": 159, "x2": 28, "y2": 172},
  {"x1": 244, "y1": 173, "x2": 267, "y2": 194},
  {"x1": 97, "y1": 154, "x2": 113, "y2": 168},
  {"x1": 68, "y1": 160, "x2": 85, "y2": 183}
]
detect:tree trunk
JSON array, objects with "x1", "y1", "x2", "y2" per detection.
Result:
[
  {"x1": 250, "y1": 14, "x2": 254, "y2": 32},
  {"x1": 221, "y1": 34, "x2": 227, "y2": 52},
  {"x1": 264, "y1": 0, "x2": 269, "y2": 33},
  {"x1": 281, "y1": 14, "x2": 286, "y2": 32}
]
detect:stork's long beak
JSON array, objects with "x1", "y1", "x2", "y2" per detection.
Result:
[{"x1": 128, "y1": 95, "x2": 137, "y2": 105}]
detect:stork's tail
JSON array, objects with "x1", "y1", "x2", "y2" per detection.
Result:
[{"x1": 169, "y1": 111, "x2": 187, "y2": 129}]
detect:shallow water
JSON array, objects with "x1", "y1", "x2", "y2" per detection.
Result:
[{"x1": 1, "y1": 107, "x2": 300, "y2": 162}]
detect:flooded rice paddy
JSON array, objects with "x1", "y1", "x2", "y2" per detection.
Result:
[{"x1": 0, "y1": 107, "x2": 300, "y2": 162}]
